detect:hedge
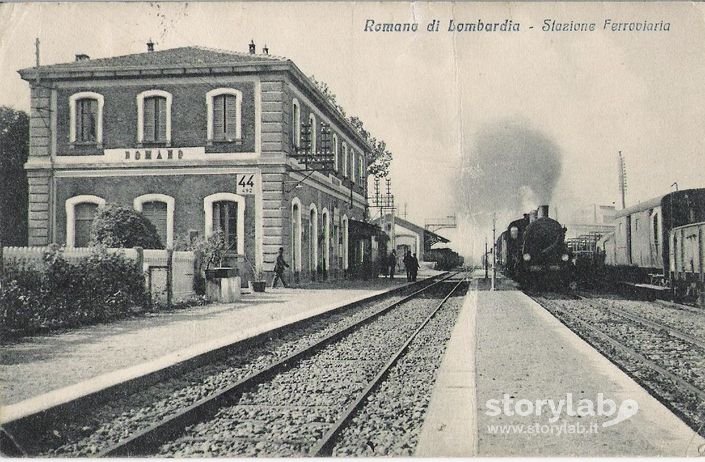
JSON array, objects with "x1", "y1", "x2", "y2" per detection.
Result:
[{"x1": 0, "y1": 245, "x2": 149, "y2": 336}]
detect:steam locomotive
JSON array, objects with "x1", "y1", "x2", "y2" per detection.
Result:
[{"x1": 496, "y1": 205, "x2": 574, "y2": 288}]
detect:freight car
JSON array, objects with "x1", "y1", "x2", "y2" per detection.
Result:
[
  {"x1": 496, "y1": 205, "x2": 574, "y2": 288},
  {"x1": 600, "y1": 188, "x2": 705, "y2": 303}
]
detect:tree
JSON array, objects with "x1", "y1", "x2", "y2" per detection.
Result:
[
  {"x1": 0, "y1": 107, "x2": 29, "y2": 246},
  {"x1": 309, "y1": 77, "x2": 392, "y2": 178},
  {"x1": 90, "y1": 204, "x2": 163, "y2": 249}
]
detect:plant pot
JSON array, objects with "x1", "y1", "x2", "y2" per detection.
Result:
[{"x1": 252, "y1": 281, "x2": 267, "y2": 292}]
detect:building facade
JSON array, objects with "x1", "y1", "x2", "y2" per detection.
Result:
[{"x1": 19, "y1": 44, "x2": 371, "y2": 283}]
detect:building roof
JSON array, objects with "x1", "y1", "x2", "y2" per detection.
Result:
[
  {"x1": 372, "y1": 214, "x2": 451, "y2": 245},
  {"x1": 19, "y1": 46, "x2": 286, "y2": 74},
  {"x1": 18, "y1": 45, "x2": 373, "y2": 152}
]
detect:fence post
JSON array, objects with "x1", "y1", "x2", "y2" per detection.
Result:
[{"x1": 166, "y1": 248, "x2": 173, "y2": 309}]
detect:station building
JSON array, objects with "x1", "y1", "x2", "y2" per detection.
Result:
[{"x1": 19, "y1": 43, "x2": 371, "y2": 283}]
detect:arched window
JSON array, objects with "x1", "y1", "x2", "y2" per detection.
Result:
[
  {"x1": 69, "y1": 92, "x2": 104, "y2": 145},
  {"x1": 291, "y1": 197, "x2": 302, "y2": 271},
  {"x1": 292, "y1": 98, "x2": 301, "y2": 149},
  {"x1": 65, "y1": 195, "x2": 105, "y2": 247},
  {"x1": 342, "y1": 214, "x2": 349, "y2": 270},
  {"x1": 309, "y1": 113, "x2": 317, "y2": 154},
  {"x1": 206, "y1": 88, "x2": 243, "y2": 142},
  {"x1": 137, "y1": 90, "x2": 172, "y2": 145},
  {"x1": 203, "y1": 193, "x2": 245, "y2": 254},
  {"x1": 309, "y1": 203, "x2": 318, "y2": 274},
  {"x1": 134, "y1": 193, "x2": 175, "y2": 248},
  {"x1": 342, "y1": 143, "x2": 349, "y2": 177},
  {"x1": 332, "y1": 134, "x2": 339, "y2": 172}
]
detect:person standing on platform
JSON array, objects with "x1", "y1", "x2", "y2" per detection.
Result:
[
  {"x1": 410, "y1": 253, "x2": 420, "y2": 281},
  {"x1": 388, "y1": 250, "x2": 397, "y2": 279},
  {"x1": 403, "y1": 251, "x2": 413, "y2": 282},
  {"x1": 272, "y1": 247, "x2": 289, "y2": 288}
]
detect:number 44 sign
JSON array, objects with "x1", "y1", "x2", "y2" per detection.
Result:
[{"x1": 236, "y1": 174, "x2": 256, "y2": 195}]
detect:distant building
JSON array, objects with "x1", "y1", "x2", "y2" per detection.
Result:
[
  {"x1": 372, "y1": 214, "x2": 450, "y2": 261},
  {"x1": 561, "y1": 204, "x2": 616, "y2": 240},
  {"x1": 18, "y1": 43, "x2": 371, "y2": 283}
]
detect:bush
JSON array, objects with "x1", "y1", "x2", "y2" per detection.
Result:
[
  {"x1": 0, "y1": 245, "x2": 149, "y2": 336},
  {"x1": 91, "y1": 204, "x2": 163, "y2": 249}
]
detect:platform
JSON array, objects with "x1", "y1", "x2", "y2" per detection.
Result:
[
  {"x1": 417, "y1": 273, "x2": 705, "y2": 457},
  {"x1": 0, "y1": 275, "x2": 428, "y2": 423}
]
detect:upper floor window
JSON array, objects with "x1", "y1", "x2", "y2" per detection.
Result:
[
  {"x1": 332, "y1": 134, "x2": 339, "y2": 171},
  {"x1": 292, "y1": 98, "x2": 301, "y2": 149},
  {"x1": 358, "y1": 153, "x2": 365, "y2": 184},
  {"x1": 309, "y1": 113, "x2": 317, "y2": 153},
  {"x1": 351, "y1": 149, "x2": 356, "y2": 183},
  {"x1": 206, "y1": 88, "x2": 243, "y2": 143},
  {"x1": 342, "y1": 143, "x2": 349, "y2": 177},
  {"x1": 69, "y1": 92, "x2": 104, "y2": 145},
  {"x1": 137, "y1": 90, "x2": 172, "y2": 145}
]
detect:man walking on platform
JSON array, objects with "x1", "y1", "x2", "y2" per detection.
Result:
[
  {"x1": 410, "y1": 253, "x2": 420, "y2": 282},
  {"x1": 272, "y1": 247, "x2": 289, "y2": 288},
  {"x1": 388, "y1": 250, "x2": 397, "y2": 279},
  {"x1": 403, "y1": 251, "x2": 413, "y2": 282}
]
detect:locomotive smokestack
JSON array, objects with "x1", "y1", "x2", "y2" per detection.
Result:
[
  {"x1": 537, "y1": 205, "x2": 549, "y2": 218},
  {"x1": 529, "y1": 210, "x2": 538, "y2": 223}
]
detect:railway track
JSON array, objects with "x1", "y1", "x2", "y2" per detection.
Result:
[
  {"x1": 2, "y1": 272, "x2": 467, "y2": 457},
  {"x1": 529, "y1": 292, "x2": 705, "y2": 436},
  {"x1": 143, "y1": 274, "x2": 467, "y2": 457},
  {"x1": 576, "y1": 293, "x2": 705, "y2": 352}
]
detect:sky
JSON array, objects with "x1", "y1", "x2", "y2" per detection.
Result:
[{"x1": 1, "y1": 2, "x2": 704, "y2": 261}]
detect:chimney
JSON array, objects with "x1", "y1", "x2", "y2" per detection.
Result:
[
  {"x1": 537, "y1": 205, "x2": 549, "y2": 219},
  {"x1": 249, "y1": 40, "x2": 256, "y2": 54},
  {"x1": 523, "y1": 213, "x2": 529, "y2": 222},
  {"x1": 529, "y1": 210, "x2": 538, "y2": 223},
  {"x1": 147, "y1": 39, "x2": 155, "y2": 52},
  {"x1": 75, "y1": 53, "x2": 90, "y2": 62},
  {"x1": 263, "y1": 44, "x2": 269, "y2": 55}
]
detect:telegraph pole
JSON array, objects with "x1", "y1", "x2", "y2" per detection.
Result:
[
  {"x1": 491, "y1": 213, "x2": 496, "y2": 291},
  {"x1": 484, "y1": 237, "x2": 488, "y2": 280}
]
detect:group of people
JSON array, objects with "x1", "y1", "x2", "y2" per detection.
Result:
[{"x1": 383, "y1": 249, "x2": 420, "y2": 282}]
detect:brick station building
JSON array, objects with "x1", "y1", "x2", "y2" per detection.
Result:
[{"x1": 18, "y1": 43, "x2": 371, "y2": 283}]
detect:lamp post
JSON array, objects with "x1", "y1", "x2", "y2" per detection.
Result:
[{"x1": 491, "y1": 213, "x2": 496, "y2": 291}]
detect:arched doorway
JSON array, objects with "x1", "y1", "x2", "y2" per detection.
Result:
[
  {"x1": 291, "y1": 198, "x2": 302, "y2": 279},
  {"x1": 309, "y1": 204, "x2": 318, "y2": 279},
  {"x1": 321, "y1": 208, "x2": 330, "y2": 278}
]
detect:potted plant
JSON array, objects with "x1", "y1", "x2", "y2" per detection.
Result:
[
  {"x1": 200, "y1": 231, "x2": 233, "y2": 280},
  {"x1": 251, "y1": 266, "x2": 267, "y2": 293},
  {"x1": 242, "y1": 254, "x2": 267, "y2": 292}
]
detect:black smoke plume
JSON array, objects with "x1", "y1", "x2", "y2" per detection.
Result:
[{"x1": 454, "y1": 120, "x2": 562, "y2": 261}]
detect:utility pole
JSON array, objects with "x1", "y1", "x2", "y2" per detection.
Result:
[
  {"x1": 618, "y1": 151, "x2": 627, "y2": 209},
  {"x1": 35, "y1": 37, "x2": 41, "y2": 85},
  {"x1": 491, "y1": 213, "x2": 496, "y2": 291},
  {"x1": 484, "y1": 237, "x2": 488, "y2": 280}
]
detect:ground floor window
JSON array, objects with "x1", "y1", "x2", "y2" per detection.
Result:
[
  {"x1": 213, "y1": 200, "x2": 238, "y2": 251},
  {"x1": 74, "y1": 203, "x2": 98, "y2": 247},
  {"x1": 203, "y1": 192, "x2": 245, "y2": 255},
  {"x1": 141, "y1": 201, "x2": 168, "y2": 247}
]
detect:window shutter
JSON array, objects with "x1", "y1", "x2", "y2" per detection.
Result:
[
  {"x1": 224, "y1": 95, "x2": 237, "y2": 138},
  {"x1": 86, "y1": 99, "x2": 97, "y2": 141},
  {"x1": 143, "y1": 98, "x2": 155, "y2": 142},
  {"x1": 157, "y1": 97, "x2": 167, "y2": 141},
  {"x1": 213, "y1": 95, "x2": 225, "y2": 139}
]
